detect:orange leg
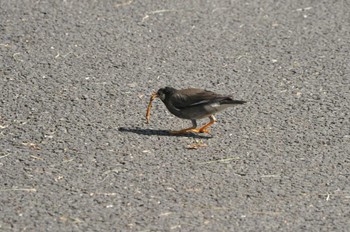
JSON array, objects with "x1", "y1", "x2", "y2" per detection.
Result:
[
  {"x1": 170, "y1": 119, "x2": 198, "y2": 135},
  {"x1": 170, "y1": 116, "x2": 217, "y2": 135},
  {"x1": 170, "y1": 126, "x2": 198, "y2": 135},
  {"x1": 195, "y1": 115, "x2": 217, "y2": 133}
]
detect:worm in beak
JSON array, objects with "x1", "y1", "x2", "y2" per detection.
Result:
[{"x1": 146, "y1": 92, "x2": 158, "y2": 124}]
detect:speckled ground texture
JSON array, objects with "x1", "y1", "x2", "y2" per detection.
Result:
[{"x1": 1, "y1": 0, "x2": 350, "y2": 231}]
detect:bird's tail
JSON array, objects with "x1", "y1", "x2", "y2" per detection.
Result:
[
  {"x1": 221, "y1": 98, "x2": 247, "y2": 105},
  {"x1": 231, "y1": 100, "x2": 247, "y2": 104}
]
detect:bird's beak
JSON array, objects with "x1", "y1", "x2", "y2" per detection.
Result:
[{"x1": 146, "y1": 92, "x2": 158, "y2": 124}]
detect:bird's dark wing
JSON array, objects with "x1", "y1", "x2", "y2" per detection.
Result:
[{"x1": 170, "y1": 88, "x2": 230, "y2": 109}]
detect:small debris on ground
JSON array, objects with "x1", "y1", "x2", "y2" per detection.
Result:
[{"x1": 186, "y1": 140, "x2": 208, "y2": 149}]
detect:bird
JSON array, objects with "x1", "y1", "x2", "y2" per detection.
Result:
[{"x1": 146, "y1": 87, "x2": 246, "y2": 135}]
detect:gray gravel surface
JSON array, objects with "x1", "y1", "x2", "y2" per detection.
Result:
[{"x1": 1, "y1": 0, "x2": 350, "y2": 231}]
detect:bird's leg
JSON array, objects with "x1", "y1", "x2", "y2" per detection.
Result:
[
  {"x1": 170, "y1": 116, "x2": 217, "y2": 135},
  {"x1": 196, "y1": 115, "x2": 217, "y2": 133},
  {"x1": 170, "y1": 120, "x2": 198, "y2": 135}
]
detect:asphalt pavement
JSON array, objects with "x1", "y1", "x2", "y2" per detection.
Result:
[{"x1": 1, "y1": 0, "x2": 350, "y2": 231}]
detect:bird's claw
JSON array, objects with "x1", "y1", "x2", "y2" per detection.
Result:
[
  {"x1": 169, "y1": 130, "x2": 192, "y2": 135},
  {"x1": 169, "y1": 128, "x2": 210, "y2": 135},
  {"x1": 169, "y1": 130, "x2": 181, "y2": 135},
  {"x1": 198, "y1": 129, "x2": 210, "y2": 134}
]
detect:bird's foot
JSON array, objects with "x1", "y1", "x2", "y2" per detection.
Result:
[
  {"x1": 191, "y1": 128, "x2": 210, "y2": 134},
  {"x1": 169, "y1": 128, "x2": 210, "y2": 135},
  {"x1": 169, "y1": 129, "x2": 194, "y2": 135},
  {"x1": 198, "y1": 128, "x2": 210, "y2": 134}
]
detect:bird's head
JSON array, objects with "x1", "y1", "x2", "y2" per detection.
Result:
[
  {"x1": 146, "y1": 87, "x2": 176, "y2": 124},
  {"x1": 156, "y1": 87, "x2": 176, "y2": 101}
]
